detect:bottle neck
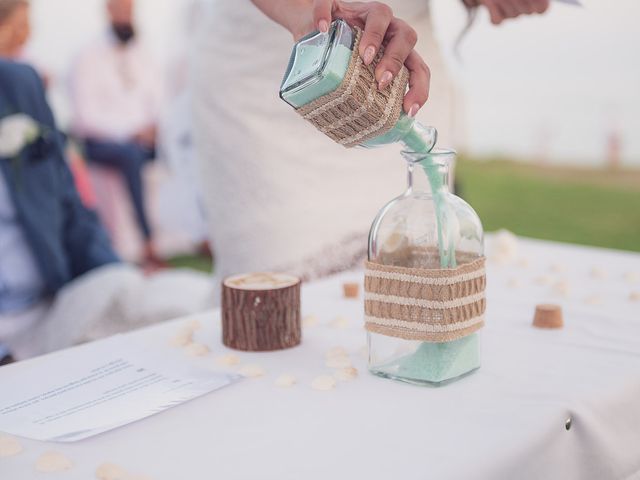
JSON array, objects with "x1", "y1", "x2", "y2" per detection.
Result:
[
  {"x1": 399, "y1": 119, "x2": 438, "y2": 154},
  {"x1": 406, "y1": 160, "x2": 450, "y2": 195}
]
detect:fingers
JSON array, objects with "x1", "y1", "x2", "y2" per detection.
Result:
[
  {"x1": 482, "y1": 0, "x2": 505, "y2": 24},
  {"x1": 482, "y1": 0, "x2": 549, "y2": 24},
  {"x1": 358, "y1": 2, "x2": 393, "y2": 65},
  {"x1": 531, "y1": 0, "x2": 550, "y2": 13},
  {"x1": 312, "y1": 0, "x2": 333, "y2": 33},
  {"x1": 375, "y1": 18, "x2": 417, "y2": 89},
  {"x1": 402, "y1": 50, "x2": 430, "y2": 116},
  {"x1": 514, "y1": 0, "x2": 535, "y2": 14},
  {"x1": 496, "y1": 1, "x2": 518, "y2": 20}
]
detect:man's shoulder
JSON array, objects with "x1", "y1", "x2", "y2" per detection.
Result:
[{"x1": 0, "y1": 59, "x2": 39, "y2": 85}]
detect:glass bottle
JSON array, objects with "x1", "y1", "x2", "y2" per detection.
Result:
[
  {"x1": 367, "y1": 149, "x2": 485, "y2": 386},
  {"x1": 279, "y1": 19, "x2": 437, "y2": 153}
]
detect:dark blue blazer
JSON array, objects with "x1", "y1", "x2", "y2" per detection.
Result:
[{"x1": 0, "y1": 60, "x2": 118, "y2": 295}]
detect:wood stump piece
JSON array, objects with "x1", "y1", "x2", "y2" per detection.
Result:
[
  {"x1": 533, "y1": 304, "x2": 564, "y2": 329},
  {"x1": 222, "y1": 273, "x2": 301, "y2": 351}
]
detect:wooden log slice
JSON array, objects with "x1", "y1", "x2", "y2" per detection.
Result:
[{"x1": 222, "y1": 273, "x2": 301, "y2": 351}]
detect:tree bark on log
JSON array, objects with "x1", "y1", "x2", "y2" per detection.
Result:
[{"x1": 222, "y1": 273, "x2": 301, "y2": 351}]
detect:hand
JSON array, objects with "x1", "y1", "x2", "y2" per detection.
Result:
[
  {"x1": 464, "y1": 0, "x2": 550, "y2": 24},
  {"x1": 293, "y1": 0, "x2": 430, "y2": 116},
  {"x1": 134, "y1": 125, "x2": 156, "y2": 148}
]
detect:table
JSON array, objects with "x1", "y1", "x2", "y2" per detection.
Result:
[{"x1": 1, "y1": 237, "x2": 640, "y2": 480}]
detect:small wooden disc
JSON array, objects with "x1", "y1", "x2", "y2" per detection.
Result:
[
  {"x1": 533, "y1": 304, "x2": 564, "y2": 329},
  {"x1": 222, "y1": 273, "x2": 301, "y2": 351},
  {"x1": 343, "y1": 282, "x2": 360, "y2": 299}
]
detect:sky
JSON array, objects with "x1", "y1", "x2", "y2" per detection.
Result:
[{"x1": 26, "y1": 0, "x2": 640, "y2": 168}]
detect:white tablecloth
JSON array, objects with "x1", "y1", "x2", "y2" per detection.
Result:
[{"x1": 1, "y1": 237, "x2": 640, "y2": 480}]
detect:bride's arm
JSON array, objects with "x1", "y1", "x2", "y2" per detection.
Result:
[{"x1": 250, "y1": 0, "x2": 430, "y2": 117}]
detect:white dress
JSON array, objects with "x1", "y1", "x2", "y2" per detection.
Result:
[{"x1": 192, "y1": 0, "x2": 461, "y2": 294}]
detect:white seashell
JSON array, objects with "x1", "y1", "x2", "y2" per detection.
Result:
[
  {"x1": 186, "y1": 319, "x2": 203, "y2": 331},
  {"x1": 216, "y1": 354, "x2": 240, "y2": 366},
  {"x1": 325, "y1": 347, "x2": 348, "y2": 359},
  {"x1": 589, "y1": 267, "x2": 607, "y2": 279},
  {"x1": 238, "y1": 364, "x2": 265, "y2": 378},
  {"x1": 334, "y1": 367, "x2": 359, "y2": 381},
  {"x1": 185, "y1": 343, "x2": 210, "y2": 357},
  {"x1": 552, "y1": 281, "x2": 570, "y2": 297},
  {"x1": 325, "y1": 356, "x2": 352, "y2": 369},
  {"x1": 329, "y1": 316, "x2": 349, "y2": 329},
  {"x1": 535, "y1": 275, "x2": 553, "y2": 286},
  {"x1": 516, "y1": 258, "x2": 530, "y2": 268},
  {"x1": 550, "y1": 263, "x2": 567, "y2": 273},
  {"x1": 96, "y1": 463, "x2": 152, "y2": 480},
  {"x1": 302, "y1": 315, "x2": 319, "y2": 328},
  {"x1": 311, "y1": 375, "x2": 337, "y2": 391},
  {"x1": 35, "y1": 451, "x2": 73, "y2": 473},
  {"x1": 169, "y1": 326, "x2": 194, "y2": 347},
  {"x1": 624, "y1": 272, "x2": 640, "y2": 284},
  {"x1": 274, "y1": 374, "x2": 297, "y2": 388},
  {"x1": 584, "y1": 294, "x2": 603, "y2": 306},
  {"x1": 0, "y1": 435, "x2": 22, "y2": 457},
  {"x1": 507, "y1": 278, "x2": 521, "y2": 288},
  {"x1": 629, "y1": 292, "x2": 640, "y2": 302},
  {"x1": 382, "y1": 233, "x2": 408, "y2": 254},
  {"x1": 96, "y1": 463, "x2": 129, "y2": 480},
  {"x1": 489, "y1": 229, "x2": 518, "y2": 263}
]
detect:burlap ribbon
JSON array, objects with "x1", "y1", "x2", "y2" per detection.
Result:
[
  {"x1": 364, "y1": 257, "x2": 487, "y2": 342},
  {"x1": 296, "y1": 27, "x2": 410, "y2": 148}
]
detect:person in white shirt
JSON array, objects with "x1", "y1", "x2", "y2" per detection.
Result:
[{"x1": 71, "y1": 0, "x2": 163, "y2": 266}]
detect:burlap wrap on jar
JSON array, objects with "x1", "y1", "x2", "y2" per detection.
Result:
[
  {"x1": 364, "y1": 255, "x2": 487, "y2": 342},
  {"x1": 295, "y1": 27, "x2": 409, "y2": 148}
]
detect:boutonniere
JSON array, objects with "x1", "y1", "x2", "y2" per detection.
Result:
[
  {"x1": 0, "y1": 113, "x2": 41, "y2": 159},
  {"x1": 0, "y1": 113, "x2": 55, "y2": 189}
]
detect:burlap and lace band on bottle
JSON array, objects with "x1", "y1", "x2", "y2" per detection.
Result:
[
  {"x1": 295, "y1": 27, "x2": 410, "y2": 148},
  {"x1": 364, "y1": 255, "x2": 487, "y2": 342}
]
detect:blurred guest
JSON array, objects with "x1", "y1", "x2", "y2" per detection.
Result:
[
  {"x1": 0, "y1": 0, "x2": 29, "y2": 60},
  {"x1": 0, "y1": 60, "x2": 212, "y2": 363},
  {"x1": 0, "y1": 59, "x2": 117, "y2": 361},
  {"x1": 71, "y1": 0, "x2": 163, "y2": 267}
]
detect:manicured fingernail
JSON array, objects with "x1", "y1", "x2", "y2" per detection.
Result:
[
  {"x1": 363, "y1": 46, "x2": 375, "y2": 65},
  {"x1": 378, "y1": 71, "x2": 393, "y2": 90},
  {"x1": 408, "y1": 103, "x2": 420, "y2": 118},
  {"x1": 318, "y1": 20, "x2": 329, "y2": 33}
]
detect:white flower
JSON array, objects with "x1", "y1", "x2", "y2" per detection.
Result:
[{"x1": 0, "y1": 114, "x2": 40, "y2": 158}]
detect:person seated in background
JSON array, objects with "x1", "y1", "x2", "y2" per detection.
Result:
[
  {"x1": 70, "y1": 0, "x2": 163, "y2": 267},
  {"x1": 0, "y1": 60, "x2": 213, "y2": 364},
  {"x1": 0, "y1": 59, "x2": 118, "y2": 363}
]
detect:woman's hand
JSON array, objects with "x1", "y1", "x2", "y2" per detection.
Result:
[
  {"x1": 310, "y1": 1, "x2": 429, "y2": 116},
  {"x1": 252, "y1": 0, "x2": 430, "y2": 116},
  {"x1": 464, "y1": 0, "x2": 550, "y2": 24}
]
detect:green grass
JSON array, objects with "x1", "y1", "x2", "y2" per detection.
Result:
[
  {"x1": 168, "y1": 158, "x2": 640, "y2": 273},
  {"x1": 456, "y1": 157, "x2": 640, "y2": 253},
  {"x1": 166, "y1": 254, "x2": 213, "y2": 273}
]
